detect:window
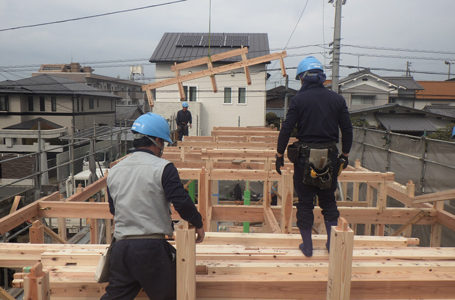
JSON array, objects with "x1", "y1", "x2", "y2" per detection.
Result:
[
  {"x1": 390, "y1": 97, "x2": 414, "y2": 108},
  {"x1": 238, "y1": 87, "x2": 246, "y2": 104},
  {"x1": 0, "y1": 96, "x2": 9, "y2": 111},
  {"x1": 351, "y1": 95, "x2": 374, "y2": 105},
  {"x1": 81, "y1": 97, "x2": 84, "y2": 111},
  {"x1": 97, "y1": 98, "x2": 99, "y2": 108},
  {"x1": 224, "y1": 87, "x2": 232, "y2": 104},
  {"x1": 51, "y1": 97, "x2": 57, "y2": 112},
  {"x1": 76, "y1": 98, "x2": 80, "y2": 112},
  {"x1": 40, "y1": 96, "x2": 45, "y2": 111},
  {"x1": 28, "y1": 96, "x2": 34, "y2": 111},
  {"x1": 183, "y1": 86, "x2": 197, "y2": 102},
  {"x1": 89, "y1": 98, "x2": 94, "y2": 109}
]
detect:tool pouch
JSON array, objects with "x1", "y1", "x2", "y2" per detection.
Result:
[
  {"x1": 302, "y1": 145, "x2": 334, "y2": 190},
  {"x1": 286, "y1": 141, "x2": 302, "y2": 164}
]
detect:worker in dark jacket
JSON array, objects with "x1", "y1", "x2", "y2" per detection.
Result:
[
  {"x1": 275, "y1": 56, "x2": 353, "y2": 257},
  {"x1": 176, "y1": 102, "x2": 192, "y2": 141},
  {"x1": 101, "y1": 112, "x2": 204, "y2": 300}
]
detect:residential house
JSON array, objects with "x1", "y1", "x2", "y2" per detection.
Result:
[
  {"x1": 423, "y1": 105, "x2": 455, "y2": 119},
  {"x1": 349, "y1": 103, "x2": 455, "y2": 136},
  {"x1": 115, "y1": 105, "x2": 144, "y2": 127},
  {"x1": 415, "y1": 81, "x2": 455, "y2": 109},
  {"x1": 265, "y1": 85, "x2": 298, "y2": 119},
  {"x1": 333, "y1": 69, "x2": 424, "y2": 110},
  {"x1": 149, "y1": 32, "x2": 271, "y2": 136},
  {"x1": 0, "y1": 74, "x2": 121, "y2": 132},
  {"x1": 32, "y1": 63, "x2": 148, "y2": 109}
]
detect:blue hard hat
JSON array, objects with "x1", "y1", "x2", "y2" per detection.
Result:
[
  {"x1": 451, "y1": 126, "x2": 455, "y2": 139},
  {"x1": 295, "y1": 56, "x2": 324, "y2": 80},
  {"x1": 182, "y1": 102, "x2": 189, "y2": 108},
  {"x1": 131, "y1": 112, "x2": 172, "y2": 143}
]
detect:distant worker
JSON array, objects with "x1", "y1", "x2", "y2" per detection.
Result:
[
  {"x1": 102, "y1": 112, "x2": 204, "y2": 300},
  {"x1": 275, "y1": 56, "x2": 353, "y2": 257},
  {"x1": 451, "y1": 125, "x2": 455, "y2": 139},
  {"x1": 176, "y1": 102, "x2": 192, "y2": 141}
]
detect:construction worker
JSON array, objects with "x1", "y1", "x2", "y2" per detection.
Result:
[
  {"x1": 275, "y1": 56, "x2": 353, "y2": 257},
  {"x1": 176, "y1": 102, "x2": 192, "y2": 141},
  {"x1": 101, "y1": 112, "x2": 204, "y2": 300},
  {"x1": 451, "y1": 126, "x2": 455, "y2": 139}
]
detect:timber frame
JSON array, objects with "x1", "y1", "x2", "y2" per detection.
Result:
[
  {"x1": 141, "y1": 47, "x2": 287, "y2": 107},
  {"x1": 1, "y1": 127, "x2": 455, "y2": 299}
]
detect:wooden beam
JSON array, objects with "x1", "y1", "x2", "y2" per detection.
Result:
[
  {"x1": 263, "y1": 207, "x2": 280, "y2": 234},
  {"x1": 0, "y1": 287, "x2": 16, "y2": 300},
  {"x1": 9, "y1": 195, "x2": 21, "y2": 214},
  {"x1": 280, "y1": 172, "x2": 293, "y2": 234},
  {"x1": 171, "y1": 47, "x2": 249, "y2": 72},
  {"x1": 23, "y1": 262, "x2": 50, "y2": 300},
  {"x1": 29, "y1": 220, "x2": 44, "y2": 244},
  {"x1": 391, "y1": 211, "x2": 427, "y2": 236},
  {"x1": 412, "y1": 189, "x2": 455, "y2": 204},
  {"x1": 42, "y1": 224, "x2": 69, "y2": 244},
  {"x1": 142, "y1": 51, "x2": 287, "y2": 91}
]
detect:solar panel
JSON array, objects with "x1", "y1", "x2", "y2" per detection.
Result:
[{"x1": 176, "y1": 34, "x2": 249, "y2": 47}]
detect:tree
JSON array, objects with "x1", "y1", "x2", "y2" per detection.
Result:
[
  {"x1": 350, "y1": 117, "x2": 369, "y2": 127},
  {"x1": 427, "y1": 123, "x2": 455, "y2": 141}
]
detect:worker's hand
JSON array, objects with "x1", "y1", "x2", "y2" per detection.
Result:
[
  {"x1": 275, "y1": 154, "x2": 284, "y2": 175},
  {"x1": 338, "y1": 154, "x2": 349, "y2": 169},
  {"x1": 189, "y1": 124, "x2": 192, "y2": 129},
  {"x1": 195, "y1": 227, "x2": 205, "y2": 243}
]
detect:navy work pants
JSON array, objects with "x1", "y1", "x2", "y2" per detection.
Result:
[
  {"x1": 177, "y1": 124, "x2": 188, "y2": 141},
  {"x1": 100, "y1": 239, "x2": 176, "y2": 300},
  {"x1": 293, "y1": 152, "x2": 340, "y2": 230}
]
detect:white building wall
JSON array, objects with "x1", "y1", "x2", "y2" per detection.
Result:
[{"x1": 154, "y1": 63, "x2": 267, "y2": 136}]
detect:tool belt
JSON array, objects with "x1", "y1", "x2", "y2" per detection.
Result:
[
  {"x1": 122, "y1": 234, "x2": 166, "y2": 240},
  {"x1": 287, "y1": 141, "x2": 336, "y2": 189}
]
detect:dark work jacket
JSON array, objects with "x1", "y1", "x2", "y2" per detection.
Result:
[
  {"x1": 277, "y1": 83, "x2": 353, "y2": 154},
  {"x1": 176, "y1": 110, "x2": 192, "y2": 126}
]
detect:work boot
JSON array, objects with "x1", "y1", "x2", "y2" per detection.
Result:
[
  {"x1": 299, "y1": 228, "x2": 313, "y2": 257},
  {"x1": 325, "y1": 220, "x2": 338, "y2": 253}
]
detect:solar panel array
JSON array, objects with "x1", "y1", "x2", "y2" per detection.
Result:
[{"x1": 176, "y1": 34, "x2": 249, "y2": 47}]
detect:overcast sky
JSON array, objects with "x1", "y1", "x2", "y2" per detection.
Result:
[{"x1": 1, "y1": 0, "x2": 454, "y2": 90}]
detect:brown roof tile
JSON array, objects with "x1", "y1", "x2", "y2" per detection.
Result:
[{"x1": 416, "y1": 81, "x2": 455, "y2": 100}]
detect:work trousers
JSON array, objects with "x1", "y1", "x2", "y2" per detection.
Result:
[
  {"x1": 177, "y1": 124, "x2": 189, "y2": 141},
  {"x1": 293, "y1": 152, "x2": 340, "y2": 230},
  {"x1": 100, "y1": 239, "x2": 176, "y2": 300}
]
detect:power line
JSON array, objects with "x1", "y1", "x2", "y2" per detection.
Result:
[
  {"x1": 342, "y1": 44, "x2": 455, "y2": 55},
  {"x1": 0, "y1": 0, "x2": 187, "y2": 32}
]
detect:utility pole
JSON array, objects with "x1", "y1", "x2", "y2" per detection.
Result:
[
  {"x1": 329, "y1": 0, "x2": 346, "y2": 94},
  {"x1": 406, "y1": 61, "x2": 412, "y2": 77},
  {"x1": 445, "y1": 61, "x2": 454, "y2": 80}
]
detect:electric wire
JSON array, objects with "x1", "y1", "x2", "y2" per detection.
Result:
[{"x1": 0, "y1": 0, "x2": 187, "y2": 32}]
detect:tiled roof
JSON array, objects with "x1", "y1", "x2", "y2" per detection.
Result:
[
  {"x1": 0, "y1": 74, "x2": 121, "y2": 98},
  {"x1": 375, "y1": 113, "x2": 439, "y2": 132},
  {"x1": 3, "y1": 117, "x2": 63, "y2": 130},
  {"x1": 266, "y1": 85, "x2": 298, "y2": 101},
  {"x1": 423, "y1": 105, "x2": 455, "y2": 118},
  {"x1": 116, "y1": 105, "x2": 144, "y2": 123},
  {"x1": 416, "y1": 81, "x2": 455, "y2": 99},
  {"x1": 382, "y1": 76, "x2": 424, "y2": 90},
  {"x1": 149, "y1": 32, "x2": 270, "y2": 63}
]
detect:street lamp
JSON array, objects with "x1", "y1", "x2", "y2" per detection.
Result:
[{"x1": 444, "y1": 61, "x2": 454, "y2": 80}]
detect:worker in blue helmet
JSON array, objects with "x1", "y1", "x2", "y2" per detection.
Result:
[
  {"x1": 275, "y1": 56, "x2": 353, "y2": 257},
  {"x1": 176, "y1": 102, "x2": 192, "y2": 141},
  {"x1": 102, "y1": 112, "x2": 204, "y2": 300}
]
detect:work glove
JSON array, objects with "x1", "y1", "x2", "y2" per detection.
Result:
[
  {"x1": 275, "y1": 154, "x2": 284, "y2": 175},
  {"x1": 337, "y1": 154, "x2": 349, "y2": 176}
]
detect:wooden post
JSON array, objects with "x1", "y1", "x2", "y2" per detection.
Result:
[
  {"x1": 29, "y1": 220, "x2": 44, "y2": 244},
  {"x1": 364, "y1": 185, "x2": 373, "y2": 235},
  {"x1": 430, "y1": 201, "x2": 444, "y2": 247},
  {"x1": 23, "y1": 262, "x2": 50, "y2": 300},
  {"x1": 326, "y1": 217, "x2": 354, "y2": 300},
  {"x1": 9, "y1": 195, "x2": 21, "y2": 214},
  {"x1": 89, "y1": 198, "x2": 99, "y2": 244},
  {"x1": 0, "y1": 287, "x2": 16, "y2": 300},
  {"x1": 176, "y1": 221, "x2": 196, "y2": 300},
  {"x1": 280, "y1": 171, "x2": 293, "y2": 234},
  {"x1": 375, "y1": 181, "x2": 387, "y2": 236},
  {"x1": 57, "y1": 194, "x2": 67, "y2": 241},
  {"x1": 404, "y1": 180, "x2": 415, "y2": 237},
  {"x1": 198, "y1": 167, "x2": 211, "y2": 232}
]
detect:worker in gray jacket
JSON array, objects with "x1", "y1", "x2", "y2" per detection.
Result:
[{"x1": 101, "y1": 112, "x2": 204, "y2": 300}]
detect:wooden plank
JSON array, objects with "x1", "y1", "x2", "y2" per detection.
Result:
[
  {"x1": 176, "y1": 225, "x2": 196, "y2": 300},
  {"x1": 198, "y1": 167, "x2": 211, "y2": 232},
  {"x1": 38, "y1": 202, "x2": 112, "y2": 219},
  {"x1": 143, "y1": 51, "x2": 287, "y2": 91},
  {"x1": 42, "y1": 225, "x2": 69, "y2": 244},
  {"x1": 30, "y1": 220, "x2": 44, "y2": 244},
  {"x1": 391, "y1": 211, "x2": 427, "y2": 236},
  {"x1": 280, "y1": 172, "x2": 293, "y2": 234},
  {"x1": 211, "y1": 130, "x2": 280, "y2": 138},
  {"x1": 0, "y1": 287, "x2": 16, "y2": 300},
  {"x1": 241, "y1": 47, "x2": 252, "y2": 85},
  {"x1": 338, "y1": 172, "x2": 395, "y2": 183}
]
